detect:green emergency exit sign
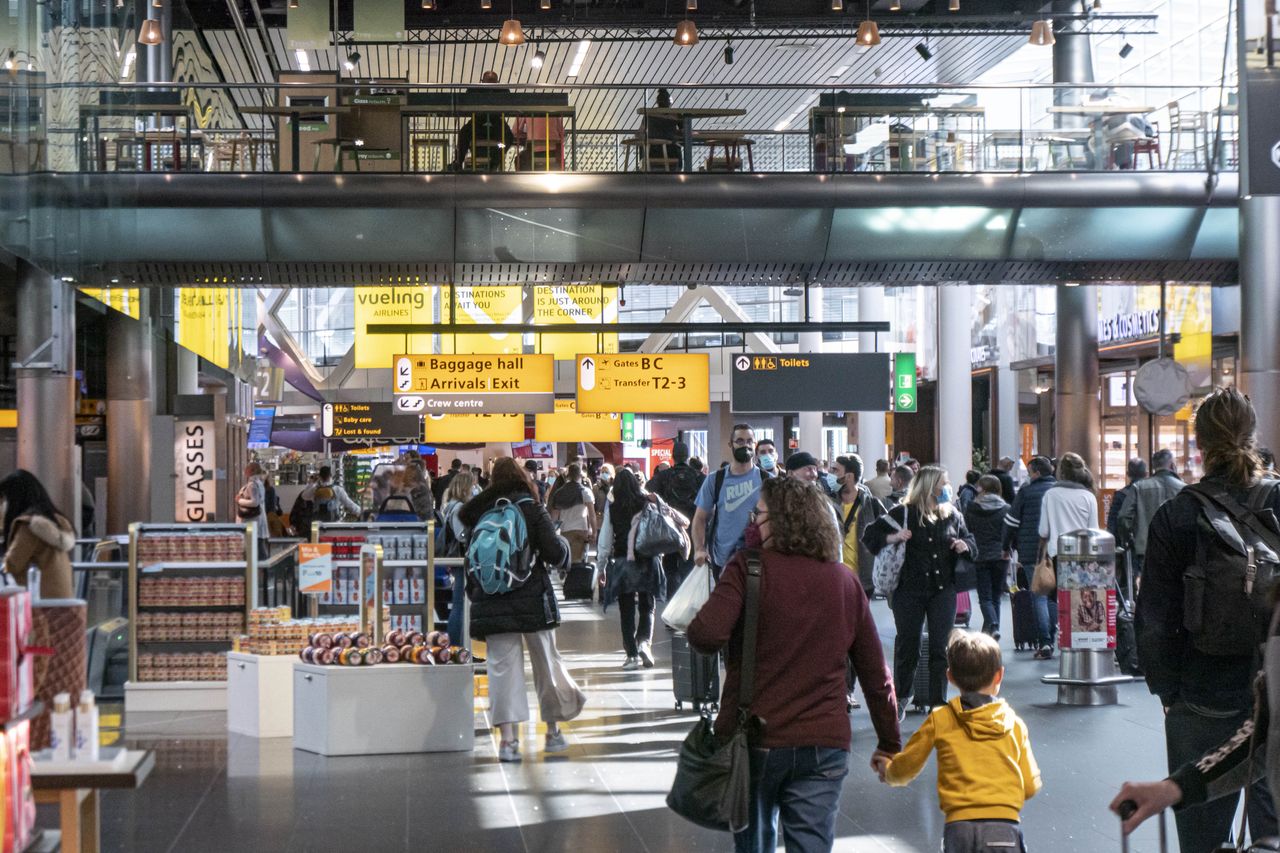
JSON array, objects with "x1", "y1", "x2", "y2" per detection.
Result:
[
  {"x1": 622, "y1": 413, "x2": 635, "y2": 442},
  {"x1": 893, "y1": 353, "x2": 917, "y2": 413}
]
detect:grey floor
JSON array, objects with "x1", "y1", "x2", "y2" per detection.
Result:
[{"x1": 90, "y1": 593, "x2": 1182, "y2": 853}]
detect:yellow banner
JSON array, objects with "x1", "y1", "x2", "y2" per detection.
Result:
[
  {"x1": 532, "y1": 285, "x2": 619, "y2": 360},
  {"x1": 534, "y1": 398, "x2": 621, "y2": 443},
  {"x1": 423, "y1": 413, "x2": 525, "y2": 444},
  {"x1": 354, "y1": 286, "x2": 435, "y2": 369},
  {"x1": 177, "y1": 289, "x2": 231, "y2": 369},
  {"x1": 80, "y1": 287, "x2": 141, "y2": 320},
  {"x1": 442, "y1": 286, "x2": 523, "y2": 355}
]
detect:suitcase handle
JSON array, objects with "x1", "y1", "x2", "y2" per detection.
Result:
[{"x1": 1118, "y1": 799, "x2": 1168, "y2": 853}]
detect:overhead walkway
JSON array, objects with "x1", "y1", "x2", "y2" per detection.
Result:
[{"x1": 0, "y1": 171, "x2": 1238, "y2": 286}]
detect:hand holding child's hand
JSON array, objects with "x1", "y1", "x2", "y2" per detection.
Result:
[{"x1": 870, "y1": 750, "x2": 893, "y2": 783}]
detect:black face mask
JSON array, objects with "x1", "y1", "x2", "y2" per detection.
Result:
[{"x1": 732, "y1": 447, "x2": 753, "y2": 464}]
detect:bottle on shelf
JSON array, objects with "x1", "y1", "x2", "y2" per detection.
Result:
[
  {"x1": 75, "y1": 690, "x2": 100, "y2": 762},
  {"x1": 50, "y1": 692, "x2": 74, "y2": 761}
]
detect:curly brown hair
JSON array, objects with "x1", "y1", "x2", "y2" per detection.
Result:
[{"x1": 760, "y1": 477, "x2": 840, "y2": 563}]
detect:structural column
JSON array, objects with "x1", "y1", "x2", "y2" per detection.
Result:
[
  {"x1": 858, "y1": 287, "x2": 888, "y2": 466},
  {"x1": 797, "y1": 292, "x2": 824, "y2": 460},
  {"x1": 1055, "y1": 285, "x2": 1101, "y2": 475},
  {"x1": 15, "y1": 261, "x2": 78, "y2": 526},
  {"x1": 937, "y1": 284, "x2": 973, "y2": 479},
  {"x1": 106, "y1": 308, "x2": 154, "y2": 534}
]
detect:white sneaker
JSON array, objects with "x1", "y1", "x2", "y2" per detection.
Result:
[
  {"x1": 622, "y1": 656, "x2": 641, "y2": 671},
  {"x1": 637, "y1": 642, "x2": 654, "y2": 668},
  {"x1": 545, "y1": 730, "x2": 569, "y2": 753},
  {"x1": 498, "y1": 740, "x2": 521, "y2": 763}
]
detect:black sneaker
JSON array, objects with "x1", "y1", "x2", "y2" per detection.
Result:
[{"x1": 1034, "y1": 645, "x2": 1053, "y2": 660}]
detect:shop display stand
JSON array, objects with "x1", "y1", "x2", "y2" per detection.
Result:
[
  {"x1": 226, "y1": 652, "x2": 295, "y2": 738},
  {"x1": 124, "y1": 523, "x2": 256, "y2": 714},
  {"x1": 293, "y1": 544, "x2": 474, "y2": 756},
  {"x1": 311, "y1": 521, "x2": 438, "y2": 635}
]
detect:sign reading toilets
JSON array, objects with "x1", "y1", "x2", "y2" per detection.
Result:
[{"x1": 354, "y1": 286, "x2": 434, "y2": 369}]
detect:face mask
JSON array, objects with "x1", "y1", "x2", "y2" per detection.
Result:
[
  {"x1": 743, "y1": 520, "x2": 765, "y2": 549},
  {"x1": 733, "y1": 446, "x2": 753, "y2": 465},
  {"x1": 758, "y1": 453, "x2": 776, "y2": 470},
  {"x1": 939, "y1": 485, "x2": 953, "y2": 504}
]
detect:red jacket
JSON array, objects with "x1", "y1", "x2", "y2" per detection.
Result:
[{"x1": 688, "y1": 549, "x2": 901, "y2": 753}]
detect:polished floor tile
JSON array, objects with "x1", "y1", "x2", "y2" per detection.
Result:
[{"x1": 87, "y1": 594, "x2": 1181, "y2": 852}]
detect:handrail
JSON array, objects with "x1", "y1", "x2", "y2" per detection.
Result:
[
  {"x1": 9, "y1": 81, "x2": 1239, "y2": 92},
  {"x1": 71, "y1": 562, "x2": 128, "y2": 572}
]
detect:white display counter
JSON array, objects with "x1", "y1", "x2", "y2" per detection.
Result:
[
  {"x1": 226, "y1": 652, "x2": 295, "y2": 738},
  {"x1": 292, "y1": 662, "x2": 474, "y2": 756}
]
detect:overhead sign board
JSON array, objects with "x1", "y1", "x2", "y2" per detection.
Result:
[
  {"x1": 177, "y1": 288, "x2": 232, "y2": 369},
  {"x1": 322, "y1": 402, "x2": 422, "y2": 441},
  {"x1": 442, "y1": 286, "x2": 524, "y2": 355},
  {"x1": 393, "y1": 354, "x2": 554, "y2": 414},
  {"x1": 533, "y1": 285, "x2": 620, "y2": 360},
  {"x1": 535, "y1": 399, "x2": 621, "y2": 443},
  {"x1": 354, "y1": 286, "x2": 434, "y2": 369},
  {"x1": 575, "y1": 353, "x2": 710, "y2": 414},
  {"x1": 893, "y1": 352, "x2": 918, "y2": 413},
  {"x1": 247, "y1": 406, "x2": 275, "y2": 449},
  {"x1": 731, "y1": 354, "x2": 891, "y2": 413},
  {"x1": 422, "y1": 413, "x2": 525, "y2": 444}
]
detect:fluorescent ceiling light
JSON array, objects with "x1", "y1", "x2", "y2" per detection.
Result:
[
  {"x1": 566, "y1": 39, "x2": 590, "y2": 76},
  {"x1": 120, "y1": 47, "x2": 136, "y2": 79},
  {"x1": 828, "y1": 64, "x2": 849, "y2": 78},
  {"x1": 294, "y1": 49, "x2": 310, "y2": 71}
]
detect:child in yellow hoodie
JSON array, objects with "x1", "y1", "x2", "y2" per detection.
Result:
[{"x1": 874, "y1": 630, "x2": 1042, "y2": 852}]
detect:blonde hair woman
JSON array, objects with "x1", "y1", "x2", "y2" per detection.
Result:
[{"x1": 864, "y1": 465, "x2": 976, "y2": 717}]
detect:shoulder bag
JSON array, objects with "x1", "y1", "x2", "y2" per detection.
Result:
[
  {"x1": 667, "y1": 550, "x2": 764, "y2": 833},
  {"x1": 871, "y1": 505, "x2": 908, "y2": 598}
]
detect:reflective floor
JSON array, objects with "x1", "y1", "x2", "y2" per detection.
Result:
[{"x1": 88, "y1": 594, "x2": 1177, "y2": 852}]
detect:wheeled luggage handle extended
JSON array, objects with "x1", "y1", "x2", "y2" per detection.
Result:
[{"x1": 1118, "y1": 799, "x2": 1167, "y2": 853}]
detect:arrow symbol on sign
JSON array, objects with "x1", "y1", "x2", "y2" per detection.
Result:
[
  {"x1": 396, "y1": 396, "x2": 425, "y2": 413},
  {"x1": 897, "y1": 393, "x2": 914, "y2": 409}
]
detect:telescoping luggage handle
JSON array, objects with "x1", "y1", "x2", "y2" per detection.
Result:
[{"x1": 1117, "y1": 800, "x2": 1166, "y2": 853}]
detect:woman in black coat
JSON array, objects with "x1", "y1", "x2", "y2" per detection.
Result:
[
  {"x1": 962, "y1": 474, "x2": 1011, "y2": 639},
  {"x1": 597, "y1": 468, "x2": 666, "y2": 670},
  {"x1": 863, "y1": 465, "x2": 976, "y2": 715},
  {"x1": 458, "y1": 457, "x2": 585, "y2": 764}
]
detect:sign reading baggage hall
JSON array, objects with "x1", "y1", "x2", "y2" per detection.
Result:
[
  {"x1": 393, "y1": 354, "x2": 554, "y2": 414},
  {"x1": 575, "y1": 354, "x2": 709, "y2": 414},
  {"x1": 422, "y1": 413, "x2": 525, "y2": 444},
  {"x1": 731, "y1": 353, "x2": 892, "y2": 414},
  {"x1": 535, "y1": 399, "x2": 621, "y2": 443}
]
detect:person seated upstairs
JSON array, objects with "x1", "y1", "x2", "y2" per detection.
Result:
[
  {"x1": 641, "y1": 88, "x2": 683, "y2": 171},
  {"x1": 450, "y1": 71, "x2": 517, "y2": 172}
]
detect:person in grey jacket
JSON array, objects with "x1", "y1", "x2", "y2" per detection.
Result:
[
  {"x1": 1117, "y1": 447, "x2": 1184, "y2": 577},
  {"x1": 963, "y1": 475, "x2": 1010, "y2": 639}
]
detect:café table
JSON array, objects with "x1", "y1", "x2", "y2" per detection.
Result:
[
  {"x1": 33, "y1": 748, "x2": 155, "y2": 853},
  {"x1": 1047, "y1": 104, "x2": 1156, "y2": 170},
  {"x1": 635, "y1": 107, "x2": 748, "y2": 172},
  {"x1": 77, "y1": 103, "x2": 195, "y2": 172},
  {"x1": 401, "y1": 103, "x2": 576, "y2": 171},
  {"x1": 241, "y1": 105, "x2": 353, "y2": 172}
]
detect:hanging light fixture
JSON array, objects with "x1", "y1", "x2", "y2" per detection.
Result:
[
  {"x1": 1029, "y1": 19, "x2": 1055, "y2": 46},
  {"x1": 138, "y1": 18, "x2": 163, "y2": 45},
  {"x1": 889, "y1": 0, "x2": 900, "y2": 10},
  {"x1": 674, "y1": 19, "x2": 698, "y2": 46},
  {"x1": 540, "y1": 0, "x2": 551, "y2": 10},
  {"x1": 949, "y1": 0, "x2": 959, "y2": 10},
  {"x1": 831, "y1": 0, "x2": 843, "y2": 10},
  {"x1": 3, "y1": 51, "x2": 14, "y2": 72},
  {"x1": 530, "y1": 48, "x2": 545, "y2": 68},
  {"x1": 422, "y1": 0, "x2": 435, "y2": 9},
  {"x1": 289, "y1": 0, "x2": 298, "y2": 8},
  {"x1": 500, "y1": 19, "x2": 525, "y2": 44},
  {"x1": 480, "y1": 0, "x2": 492, "y2": 8},
  {"x1": 152, "y1": 0, "x2": 162, "y2": 8},
  {"x1": 1119, "y1": 41, "x2": 1134, "y2": 58},
  {"x1": 855, "y1": 0, "x2": 880, "y2": 46}
]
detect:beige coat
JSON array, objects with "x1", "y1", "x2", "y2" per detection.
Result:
[{"x1": 3, "y1": 514, "x2": 75, "y2": 599}]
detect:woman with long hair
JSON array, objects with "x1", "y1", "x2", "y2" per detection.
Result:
[
  {"x1": 864, "y1": 465, "x2": 976, "y2": 716},
  {"x1": 458, "y1": 458, "x2": 585, "y2": 763},
  {"x1": 442, "y1": 470, "x2": 476, "y2": 644},
  {"x1": 1033, "y1": 451, "x2": 1098, "y2": 660},
  {"x1": 547, "y1": 463, "x2": 596, "y2": 565},
  {"x1": 392, "y1": 459, "x2": 434, "y2": 521},
  {"x1": 0, "y1": 470, "x2": 76, "y2": 598},
  {"x1": 598, "y1": 467, "x2": 667, "y2": 669},
  {"x1": 689, "y1": 477, "x2": 900, "y2": 853}
]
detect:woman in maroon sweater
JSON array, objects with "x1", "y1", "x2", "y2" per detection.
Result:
[{"x1": 688, "y1": 476, "x2": 901, "y2": 853}]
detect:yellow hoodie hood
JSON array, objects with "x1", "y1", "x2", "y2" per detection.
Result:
[{"x1": 948, "y1": 695, "x2": 1016, "y2": 741}]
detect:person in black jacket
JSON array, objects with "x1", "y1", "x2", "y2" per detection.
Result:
[
  {"x1": 1136, "y1": 388, "x2": 1280, "y2": 852},
  {"x1": 963, "y1": 475, "x2": 1011, "y2": 639},
  {"x1": 989, "y1": 457, "x2": 1017, "y2": 504},
  {"x1": 864, "y1": 465, "x2": 976, "y2": 717},
  {"x1": 458, "y1": 457, "x2": 585, "y2": 764},
  {"x1": 1002, "y1": 456, "x2": 1057, "y2": 646},
  {"x1": 597, "y1": 468, "x2": 667, "y2": 670}
]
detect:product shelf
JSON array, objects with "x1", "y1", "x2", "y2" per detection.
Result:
[
  {"x1": 136, "y1": 604, "x2": 245, "y2": 612},
  {"x1": 139, "y1": 562, "x2": 248, "y2": 572}
]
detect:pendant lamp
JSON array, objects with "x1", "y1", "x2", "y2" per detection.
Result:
[
  {"x1": 1029, "y1": 20, "x2": 1055, "y2": 46},
  {"x1": 480, "y1": 0, "x2": 493, "y2": 8},
  {"x1": 138, "y1": 19, "x2": 163, "y2": 45},
  {"x1": 500, "y1": 18, "x2": 526, "y2": 44},
  {"x1": 674, "y1": 19, "x2": 699, "y2": 46},
  {"x1": 856, "y1": 19, "x2": 880, "y2": 46}
]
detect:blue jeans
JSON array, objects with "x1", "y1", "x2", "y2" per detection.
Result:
[
  {"x1": 446, "y1": 566, "x2": 466, "y2": 646},
  {"x1": 974, "y1": 560, "x2": 1006, "y2": 636},
  {"x1": 734, "y1": 746, "x2": 849, "y2": 853},
  {"x1": 942, "y1": 820, "x2": 1026, "y2": 853},
  {"x1": 1166, "y1": 701, "x2": 1278, "y2": 853},
  {"x1": 1032, "y1": 591, "x2": 1057, "y2": 648}
]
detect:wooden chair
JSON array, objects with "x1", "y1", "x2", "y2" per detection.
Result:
[{"x1": 1165, "y1": 102, "x2": 1207, "y2": 169}]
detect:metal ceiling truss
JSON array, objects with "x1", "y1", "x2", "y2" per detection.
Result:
[
  {"x1": 335, "y1": 15, "x2": 1156, "y2": 46},
  {"x1": 110, "y1": 260, "x2": 1238, "y2": 287}
]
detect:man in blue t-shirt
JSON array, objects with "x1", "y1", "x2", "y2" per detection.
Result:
[{"x1": 691, "y1": 423, "x2": 764, "y2": 572}]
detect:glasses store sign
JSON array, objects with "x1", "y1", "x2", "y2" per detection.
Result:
[{"x1": 1099, "y1": 309, "x2": 1161, "y2": 345}]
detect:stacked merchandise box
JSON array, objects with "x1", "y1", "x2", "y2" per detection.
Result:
[{"x1": 0, "y1": 589, "x2": 35, "y2": 851}]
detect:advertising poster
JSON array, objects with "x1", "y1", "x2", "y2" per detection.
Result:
[
  {"x1": 177, "y1": 289, "x2": 231, "y2": 369},
  {"x1": 442, "y1": 286, "x2": 523, "y2": 355},
  {"x1": 79, "y1": 287, "x2": 141, "y2": 319},
  {"x1": 532, "y1": 284, "x2": 619, "y2": 360},
  {"x1": 174, "y1": 420, "x2": 216, "y2": 523},
  {"x1": 1057, "y1": 587, "x2": 1117, "y2": 650},
  {"x1": 353, "y1": 286, "x2": 434, "y2": 369},
  {"x1": 298, "y1": 543, "x2": 334, "y2": 595}
]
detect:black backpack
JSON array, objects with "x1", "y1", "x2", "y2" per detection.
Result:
[
  {"x1": 1183, "y1": 481, "x2": 1280, "y2": 657},
  {"x1": 552, "y1": 482, "x2": 585, "y2": 510},
  {"x1": 665, "y1": 466, "x2": 702, "y2": 518}
]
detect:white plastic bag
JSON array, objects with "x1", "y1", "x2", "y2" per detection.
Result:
[{"x1": 662, "y1": 562, "x2": 714, "y2": 632}]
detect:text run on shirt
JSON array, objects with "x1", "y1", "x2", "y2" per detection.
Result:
[{"x1": 696, "y1": 467, "x2": 763, "y2": 567}]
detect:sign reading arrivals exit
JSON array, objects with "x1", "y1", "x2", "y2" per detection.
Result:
[
  {"x1": 731, "y1": 354, "x2": 892, "y2": 414},
  {"x1": 393, "y1": 354, "x2": 554, "y2": 414}
]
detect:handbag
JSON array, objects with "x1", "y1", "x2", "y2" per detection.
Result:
[
  {"x1": 1031, "y1": 555, "x2": 1057, "y2": 596},
  {"x1": 634, "y1": 500, "x2": 687, "y2": 558},
  {"x1": 872, "y1": 506, "x2": 908, "y2": 598},
  {"x1": 662, "y1": 561, "x2": 714, "y2": 633},
  {"x1": 667, "y1": 550, "x2": 764, "y2": 833},
  {"x1": 953, "y1": 556, "x2": 978, "y2": 591}
]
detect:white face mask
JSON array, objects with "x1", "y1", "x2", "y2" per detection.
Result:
[{"x1": 759, "y1": 453, "x2": 777, "y2": 470}]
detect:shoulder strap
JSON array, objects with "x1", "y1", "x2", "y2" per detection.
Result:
[
  {"x1": 841, "y1": 500, "x2": 858, "y2": 536},
  {"x1": 705, "y1": 468, "x2": 730, "y2": 562},
  {"x1": 1187, "y1": 482, "x2": 1280, "y2": 556},
  {"x1": 712, "y1": 467, "x2": 727, "y2": 504},
  {"x1": 1247, "y1": 479, "x2": 1280, "y2": 513},
  {"x1": 738, "y1": 549, "x2": 764, "y2": 716}
]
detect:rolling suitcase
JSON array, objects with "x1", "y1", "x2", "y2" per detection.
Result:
[
  {"x1": 562, "y1": 562, "x2": 596, "y2": 601},
  {"x1": 954, "y1": 590, "x2": 972, "y2": 628},
  {"x1": 1011, "y1": 588, "x2": 1037, "y2": 651},
  {"x1": 671, "y1": 631, "x2": 719, "y2": 713}
]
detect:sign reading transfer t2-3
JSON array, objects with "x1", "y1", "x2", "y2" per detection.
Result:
[
  {"x1": 576, "y1": 353, "x2": 709, "y2": 414},
  {"x1": 393, "y1": 354, "x2": 555, "y2": 414}
]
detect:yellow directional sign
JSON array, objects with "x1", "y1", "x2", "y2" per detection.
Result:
[
  {"x1": 354, "y1": 286, "x2": 435, "y2": 369},
  {"x1": 535, "y1": 399, "x2": 621, "y2": 443},
  {"x1": 422, "y1": 413, "x2": 525, "y2": 444},
  {"x1": 575, "y1": 353, "x2": 710, "y2": 414},
  {"x1": 393, "y1": 353, "x2": 554, "y2": 414},
  {"x1": 442, "y1": 286, "x2": 523, "y2": 355},
  {"x1": 533, "y1": 285, "x2": 619, "y2": 360}
]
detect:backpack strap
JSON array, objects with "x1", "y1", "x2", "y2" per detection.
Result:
[
  {"x1": 737, "y1": 549, "x2": 765, "y2": 722},
  {"x1": 1186, "y1": 482, "x2": 1280, "y2": 559},
  {"x1": 705, "y1": 467, "x2": 729, "y2": 565}
]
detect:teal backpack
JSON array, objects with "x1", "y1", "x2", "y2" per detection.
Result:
[{"x1": 466, "y1": 497, "x2": 534, "y2": 595}]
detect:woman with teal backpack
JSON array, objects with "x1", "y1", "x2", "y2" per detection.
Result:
[{"x1": 458, "y1": 457, "x2": 586, "y2": 764}]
